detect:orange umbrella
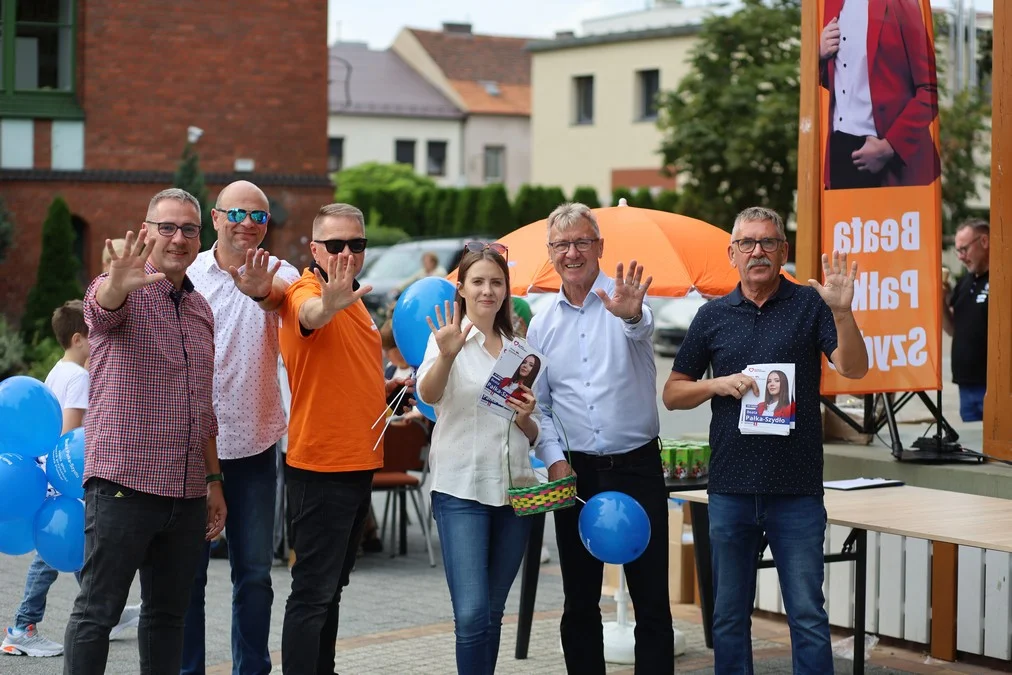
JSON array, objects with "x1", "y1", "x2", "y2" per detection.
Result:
[{"x1": 451, "y1": 205, "x2": 794, "y2": 297}]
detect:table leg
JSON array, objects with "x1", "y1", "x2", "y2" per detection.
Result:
[
  {"x1": 515, "y1": 511, "x2": 545, "y2": 660},
  {"x1": 853, "y1": 529, "x2": 867, "y2": 675},
  {"x1": 399, "y1": 490, "x2": 408, "y2": 555},
  {"x1": 689, "y1": 502, "x2": 714, "y2": 649},
  {"x1": 929, "y1": 541, "x2": 958, "y2": 661}
]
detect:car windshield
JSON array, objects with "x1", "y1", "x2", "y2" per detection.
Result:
[{"x1": 364, "y1": 245, "x2": 458, "y2": 281}]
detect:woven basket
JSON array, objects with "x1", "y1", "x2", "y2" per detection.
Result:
[{"x1": 508, "y1": 474, "x2": 577, "y2": 516}]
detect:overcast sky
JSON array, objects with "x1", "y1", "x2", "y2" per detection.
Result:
[{"x1": 327, "y1": 0, "x2": 996, "y2": 49}]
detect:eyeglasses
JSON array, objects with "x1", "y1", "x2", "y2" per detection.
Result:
[
  {"x1": 145, "y1": 221, "x2": 202, "y2": 239},
  {"x1": 464, "y1": 241, "x2": 508, "y2": 258},
  {"x1": 313, "y1": 238, "x2": 368, "y2": 254},
  {"x1": 732, "y1": 237, "x2": 786, "y2": 253},
  {"x1": 216, "y1": 208, "x2": 270, "y2": 225},
  {"x1": 955, "y1": 236, "x2": 981, "y2": 256},
  {"x1": 548, "y1": 238, "x2": 599, "y2": 254}
]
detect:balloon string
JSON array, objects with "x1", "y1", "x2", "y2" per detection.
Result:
[{"x1": 371, "y1": 385, "x2": 409, "y2": 430}]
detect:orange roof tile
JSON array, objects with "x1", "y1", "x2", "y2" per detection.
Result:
[{"x1": 449, "y1": 80, "x2": 530, "y2": 115}]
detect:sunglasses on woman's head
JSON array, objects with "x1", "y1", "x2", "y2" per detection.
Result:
[
  {"x1": 314, "y1": 238, "x2": 368, "y2": 254},
  {"x1": 217, "y1": 208, "x2": 270, "y2": 225},
  {"x1": 464, "y1": 241, "x2": 508, "y2": 259}
]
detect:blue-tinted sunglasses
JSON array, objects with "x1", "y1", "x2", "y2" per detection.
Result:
[{"x1": 216, "y1": 207, "x2": 270, "y2": 225}]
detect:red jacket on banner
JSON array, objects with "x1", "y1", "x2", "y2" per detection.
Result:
[{"x1": 820, "y1": 0, "x2": 940, "y2": 189}]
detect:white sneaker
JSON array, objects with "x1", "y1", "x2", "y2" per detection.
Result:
[
  {"x1": 540, "y1": 546, "x2": 551, "y2": 564},
  {"x1": 1, "y1": 624, "x2": 63, "y2": 657},
  {"x1": 109, "y1": 604, "x2": 141, "y2": 641}
]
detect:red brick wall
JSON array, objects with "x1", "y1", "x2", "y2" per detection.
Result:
[
  {"x1": 33, "y1": 121, "x2": 52, "y2": 170},
  {"x1": 77, "y1": 0, "x2": 328, "y2": 175},
  {"x1": 0, "y1": 182, "x2": 332, "y2": 322}
]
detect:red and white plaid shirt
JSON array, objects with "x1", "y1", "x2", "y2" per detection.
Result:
[{"x1": 83, "y1": 266, "x2": 217, "y2": 499}]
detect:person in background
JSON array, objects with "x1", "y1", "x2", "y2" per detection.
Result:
[
  {"x1": 1, "y1": 302, "x2": 140, "y2": 659},
  {"x1": 511, "y1": 296, "x2": 533, "y2": 337},
  {"x1": 395, "y1": 251, "x2": 448, "y2": 294},
  {"x1": 416, "y1": 244, "x2": 541, "y2": 675}
]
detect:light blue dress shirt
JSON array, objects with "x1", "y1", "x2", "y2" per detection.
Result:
[{"x1": 526, "y1": 271, "x2": 659, "y2": 467}]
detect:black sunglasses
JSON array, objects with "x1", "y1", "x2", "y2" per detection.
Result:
[{"x1": 314, "y1": 238, "x2": 368, "y2": 254}]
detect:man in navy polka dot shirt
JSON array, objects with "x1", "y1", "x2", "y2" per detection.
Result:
[{"x1": 664, "y1": 206, "x2": 868, "y2": 674}]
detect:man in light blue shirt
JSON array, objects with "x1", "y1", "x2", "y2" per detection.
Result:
[{"x1": 527, "y1": 202, "x2": 674, "y2": 674}]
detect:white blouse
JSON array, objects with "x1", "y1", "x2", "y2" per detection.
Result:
[{"x1": 416, "y1": 327, "x2": 540, "y2": 507}]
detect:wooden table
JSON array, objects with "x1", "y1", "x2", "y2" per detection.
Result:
[
  {"x1": 513, "y1": 477, "x2": 708, "y2": 660},
  {"x1": 679, "y1": 486, "x2": 1012, "y2": 675}
]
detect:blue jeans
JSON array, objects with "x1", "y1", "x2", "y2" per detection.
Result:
[
  {"x1": 431, "y1": 491, "x2": 532, "y2": 675},
  {"x1": 958, "y1": 384, "x2": 986, "y2": 422},
  {"x1": 13, "y1": 554, "x2": 81, "y2": 629},
  {"x1": 181, "y1": 447, "x2": 277, "y2": 675},
  {"x1": 708, "y1": 493, "x2": 833, "y2": 675}
]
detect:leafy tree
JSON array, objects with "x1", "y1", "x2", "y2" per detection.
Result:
[
  {"x1": 365, "y1": 224, "x2": 411, "y2": 246},
  {"x1": 476, "y1": 184, "x2": 514, "y2": 236},
  {"x1": 513, "y1": 184, "x2": 543, "y2": 227},
  {"x1": 657, "y1": 0, "x2": 801, "y2": 230},
  {"x1": 938, "y1": 90, "x2": 990, "y2": 235},
  {"x1": 611, "y1": 187, "x2": 634, "y2": 206},
  {"x1": 632, "y1": 187, "x2": 656, "y2": 210},
  {"x1": 0, "y1": 196, "x2": 13, "y2": 264},
  {"x1": 172, "y1": 143, "x2": 215, "y2": 251},
  {"x1": 437, "y1": 189, "x2": 459, "y2": 236},
  {"x1": 571, "y1": 186, "x2": 601, "y2": 209},
  {"x1": 334, "y1": 162, "x2": 436, "y2": 197},
  {"x1": 21, "y1": 197, "x2": 83, "y2": 341},
  {"x1": 454, "y1": 187, "x2": 482, "y2": 235},
  {"x1": 656, "y1": 190, "x2": 681, "y2": 213},
  {"x1": 541, "y1": 187, "x2": 567, "y2": 217}
]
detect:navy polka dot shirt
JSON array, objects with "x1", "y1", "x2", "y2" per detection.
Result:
[{"x1": 672, "y1": 278, "x2": 839, "y2": 496}]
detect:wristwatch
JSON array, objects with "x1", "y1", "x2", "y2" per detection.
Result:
[{"x1": 623, "y1": 313, "x2": 642, "y2": 325}]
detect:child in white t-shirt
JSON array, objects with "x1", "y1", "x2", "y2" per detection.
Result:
[{"x1": 1, "y1": 299, "x2": 139, "y2": 658}]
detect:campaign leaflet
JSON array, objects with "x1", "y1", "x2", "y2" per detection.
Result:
[
  {"x1": 477, "y1": 339, "x2": 546, "y2": 421},
  {"x1": 738, "y1": 363, "x2": 796, "y2": 436}
]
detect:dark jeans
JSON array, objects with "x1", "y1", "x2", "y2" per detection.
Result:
[
  {"x1": 63, "y1": 478, "x2": 206, "y2": 675},
  {"x1": 828, "y1": 130, "x2": 885, "y2": 190},
  {"x1": 553, "y1": 442, "x2": 674, "y2": 675},
  {"x1": 281, "y1": 471, "x2": 373, "y2": 675},
  {"x1": 958, "y1": 384, "x2": 986, "y2": 422},
  {"x1": 181, "y1": 446, "x2": 277, "y2": 675},
  {"x1": 708, "y1": 494, "x2": 832, "y2": 675},
  {"x1": 430, "y1": 491, "x2": 532, "y2": 675}
]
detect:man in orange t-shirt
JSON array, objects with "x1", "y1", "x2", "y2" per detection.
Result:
[{"x1": 277, "y1": 203, "x2": 411, "y2": 674}]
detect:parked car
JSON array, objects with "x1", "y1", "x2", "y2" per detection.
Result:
[
  {"x1": 651, "y1": 292, "x2": 707, "y2": 356},
  {"x1": 360, "y1": 236, "x2": 494, "y2": 323},
  {"x1": 361, "y1": 245, "x2": 390, "y2": 276}
]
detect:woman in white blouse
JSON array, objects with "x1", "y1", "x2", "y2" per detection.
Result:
[{"x1": 416, "y1": 245, "x2": 540, "y2": 675}]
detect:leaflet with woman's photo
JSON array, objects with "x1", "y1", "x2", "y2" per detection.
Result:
[
  {"x1": 738, "y1": 363, "x2": 796, "y2": 436},
  {"x1": 477, "y1": 341, "x2": 546, "y2": 420}
]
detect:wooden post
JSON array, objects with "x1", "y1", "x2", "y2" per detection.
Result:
[
  {"x1": 930, "y1": 542, "x2": 958, "y2": 661},
  {"x1": 794, "y1": 0, "x2": 822, "y2": 283},
  {"x1": 984, "y1": 1, "x2": 1012, "y2": 460}
]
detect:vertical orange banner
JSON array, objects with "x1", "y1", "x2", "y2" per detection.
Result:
[{"x1": 818, "y1": 0, "x2": 942, "y2": 394}]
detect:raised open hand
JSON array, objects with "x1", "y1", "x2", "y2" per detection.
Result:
[
  {"x1": 105, "y1": 230, "x2": 165, "y2": 293},
  {"x1": 809, "y1": 251, "x2": 857, "y2": 313},
  {"x1": 316, "y1": 252, "x2": 372, "y2": 314},
  {"x1": 229, "y1": 248, "x2": 281, "y2": 299},
  {"x1": 595, "y1": 260, "x2": 652, "y2": 321},
  {"x1": 425, "y1": 300, "x2": 474, "y2": 358}
]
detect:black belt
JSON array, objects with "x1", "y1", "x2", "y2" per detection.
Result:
[{"x1": 571, "y1": 438, "x2": 660, "y2": 471}]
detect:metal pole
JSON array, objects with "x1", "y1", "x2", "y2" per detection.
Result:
[
  {"x1": 968, "y1": 0, "x2": 977, "y2": 92},
  {"x1": 955, "y1": 0, "x2": 965, "y2": 92}
]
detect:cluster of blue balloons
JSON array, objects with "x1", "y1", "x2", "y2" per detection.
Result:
[
  {"x1": 578, "y1": 491, "x2": 652, "y2": 565},
  {"x1": 0, "y1": 376, "x2": 86, "y2": 572},
  {"x1": 391, "y1": 276, "x2": 457, "y2": 422}
]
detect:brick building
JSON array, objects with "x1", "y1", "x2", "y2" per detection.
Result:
[{"x1": 0, "y1": 0, "x2": 333, "y2": 322}]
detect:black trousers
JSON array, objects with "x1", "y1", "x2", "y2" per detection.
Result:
[
  {"x1": 553, "y1": 440, "x2": 674, "y2": 674},
  {"x1": 828, "y1": 130, "x2": 885, "y2": 190},
  {"x1": 281, "y1": 471, "x2": 373, "y2": 675},
  {"x1": 63, "y1": 478, "x2": 207, "y2": 675}
]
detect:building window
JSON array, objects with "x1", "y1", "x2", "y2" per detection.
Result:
[
  {"x1": 0, "y1": 0, "x2": 82, "y2": 118},
  {"x1": 328, "y1": 137, "x2": 344, "y2": 173},
  {"x1": 574, "y1": 75, "x2": 594, "y2": 125},
  {"x1": 395, "y1": 139, "x2": 416, "y2": 166},
  {"x1": 483, "y1": 145, "x2": 505, "y2": 183},
  {"x1": 427, "y1": 140, "x2": 447, "y2": 176},
  {"x1": 637, "y1": 69, "x2": 660, "y2": 120}
]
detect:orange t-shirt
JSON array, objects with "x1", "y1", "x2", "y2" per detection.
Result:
[{"x1": 279, "y1": 269, "x2": 386, "y2": 472}]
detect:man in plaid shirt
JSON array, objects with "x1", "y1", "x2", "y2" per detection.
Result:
[{"x1": 63, "y1": 188, "x2": 227, "y2": 675}]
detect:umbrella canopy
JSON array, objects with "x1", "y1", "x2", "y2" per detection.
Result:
[{"x1": 451, "y1": 206, "x2": 793, "y2": 297}]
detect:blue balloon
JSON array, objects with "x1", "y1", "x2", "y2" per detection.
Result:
[
  {"x1": 48, "y1": 428, "x2": 85, "y2": 499},
  {"x1": 530, "y1": 452, "x2": 546, "y2": 470},
  {"x1": 0, "y1": 376, "x2": 62, "y2": 459},
  {"x1": 34, "y1": 495, "x2": 85, "y2": 573},
  {"x1": 0, "y1": 517, "x2": 36, "y2": 555},
  {"x1": 578, "y1": 491, "x2": 652, "y2": 565},
  {"x1": 0, "y1": 452, "x2": 48, "y2": 522},
  {"x1": 415, "y1": 399, "x2": 437, "y2": 423},
  {"x1": 392, "y1": 277, "x2": 457, "y2": 367}
]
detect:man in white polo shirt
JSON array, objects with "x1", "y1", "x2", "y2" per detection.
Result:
[{"x1": 181, "y1": 180, "x2": 300, "y2": 675}]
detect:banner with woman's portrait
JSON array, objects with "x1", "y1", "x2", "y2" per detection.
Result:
[{"x1": 817, "y1": 0, "x2": 943, "y2": 394}]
